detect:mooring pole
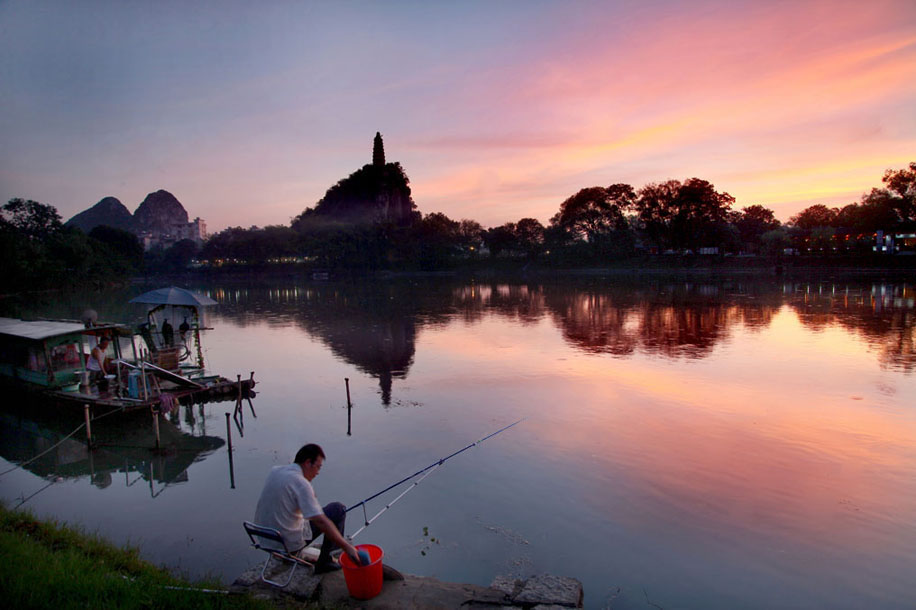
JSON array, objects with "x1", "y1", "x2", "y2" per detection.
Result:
[
  {"x1": 84, "y1": 404, "x2": 93, "y2": 449},
  {"x1": 153, "y1": 410, "x2": 161, "y2": 451},
  {"x1": 141, "y1": 362, "x2": 149, "y2": 401},
  {"x1": 345, "y1": 377, "x2": 352, "y2": 436},
  {"x1": 225, "y1": 412, "x2": 235, "y2": 489}
]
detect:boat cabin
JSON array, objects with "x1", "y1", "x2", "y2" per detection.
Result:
[{"x1": 0, "y1": 318, "x2": 137, "y2": 390}]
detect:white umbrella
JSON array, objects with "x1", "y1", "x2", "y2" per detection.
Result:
[{"x1": 129, "y1": 287, "x2": 217, "y2": 307}]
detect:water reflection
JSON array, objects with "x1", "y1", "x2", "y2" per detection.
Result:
[
  {"x1": 208, "y1": 279, "x2": 915, "y2": 379},
  {"x1": 213, "y1": 284, "x2": 421, "y2": 405},
  {"x1": 0, "y1": 407, "x2": 224, "y2": 500},
  {"x1": 2, "y1": 276, "x2": 914, "y2": 607},
  {"x1": 786, "y1": 283, "x2": 916, "y2": 372}
]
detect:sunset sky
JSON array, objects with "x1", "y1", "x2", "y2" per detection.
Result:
[{"x1": 2, "y1": 0, "x2": 914, "y2": 232}]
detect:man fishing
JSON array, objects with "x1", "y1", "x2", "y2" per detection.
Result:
[{"x1": 254, "y1": 443, "x2": 360, "y2": 573}]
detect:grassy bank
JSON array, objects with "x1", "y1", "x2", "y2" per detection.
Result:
[{"x1": 0, "y1": 504, "x2": 277, "y2": 609}]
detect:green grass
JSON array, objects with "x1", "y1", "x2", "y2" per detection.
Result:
[{"x1": 0, "y1": 504, "x2": 282, "y2": 609}]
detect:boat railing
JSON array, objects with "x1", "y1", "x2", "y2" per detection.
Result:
[
  {"x1": 115, "y1": 359, "x2": 201, "y2": 386},
  {"x1": 112, "y1": 359, "x2": 204, "y2": 401}
]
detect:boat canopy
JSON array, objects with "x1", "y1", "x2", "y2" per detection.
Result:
[
  {"x1": 129, "y1": 287, "x2": 217, "y2": 307},
  {"x1": 0, "y1": 318, "x2": 126, "y2": 341}
]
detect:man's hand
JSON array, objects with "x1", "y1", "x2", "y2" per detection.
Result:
[{"x1": 343, "y1": 542, "x2": 361, "y2": 565}]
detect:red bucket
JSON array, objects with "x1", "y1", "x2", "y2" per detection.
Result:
[{"x1": 339, "y1": 544, "x2": 384, "y2": 599}]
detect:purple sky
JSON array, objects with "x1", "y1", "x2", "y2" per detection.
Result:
[{"x1": 2, "y1": 0, "x2": 914, "y2": 232}]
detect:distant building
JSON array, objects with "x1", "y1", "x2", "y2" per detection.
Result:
[{"x1": 138, "y1": 218, "x2": 207, "y2": 250}]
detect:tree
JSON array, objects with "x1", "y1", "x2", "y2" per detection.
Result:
[
  {"x1": 861, "y1": 161, "x2": 916, "y2": 224},
  {"x1": 162, "y1": 239, "x2": 200, "y2": 271},
  {"x1": 634, "y1": 179, "x2": 734, "y2": 251},
  {"x1": 1, "y1": 198, "x2": 69, "y2": 288},
  {"x1": 553, "y1": 185, "x2": 634, "y2": 242},
  {"x1": 789, "y1": 204, "x2": 837, "y2": 230},
  {"x1": 456, "y1": 219, "x2": 484, "y2": 255},
  {"x1": 760, "y1": 228, "x2": 792, "y2": 255},
  {"x1": 735, "y1": 205, "x2": 781, "y2": 251},
  {"x1": 411, "y1": 212, "x2": 461, "y2": 268},
  {"x1": 89, "y1": 225, "x2": 144, "y2": 270},
  {"x1": 294, "y1": 161, "x2": 416, "y2": 226},
  {"x1": 515, "y1": 218, "x2": 546, "y2": 258},
  {"x1": 882, "y1": 161, "x2": 916, "y2": 221},
  {"x1": 2, "y1": 198, "x2": 63, "y2": 240},
  {"x1": 809, "y1": 226, "x2": 836, "y2": 252},
  {"x1": 483, "y1": 223, "x2": 518, "y2": 258}
]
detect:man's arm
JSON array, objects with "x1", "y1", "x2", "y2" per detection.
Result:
[{"x1": 309, "y1": 514, "x2": 360, "y2": 563}]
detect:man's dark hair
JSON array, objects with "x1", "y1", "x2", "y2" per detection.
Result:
[{"x1": 294, "y1": 443, "x2": 326, "y2": 464}]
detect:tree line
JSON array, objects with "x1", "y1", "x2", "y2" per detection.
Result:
[
  {"x1": 198, "y1": 161, "x2": 915, "y2": 268},
  {"x1": 3, "y1": 162, "x2": 913, "y2": 289},
  {"x1": 0, "y1": 198, "x2": 144, "y2": 292}
]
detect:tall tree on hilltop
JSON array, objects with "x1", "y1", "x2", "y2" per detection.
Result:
[{"x1": 373, "y1": 132, "x2": 386, "y2": 167}]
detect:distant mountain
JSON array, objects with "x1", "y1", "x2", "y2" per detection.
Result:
[
  {"x1": 133, "y1": 190, "x2": 189, "y2": 234},
  {"x1": 65, "y1": 197, "x2": 135, "y2": 233}
]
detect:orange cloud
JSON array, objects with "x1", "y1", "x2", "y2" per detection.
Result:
[{"x1": 406, "y1": 2, "x2": 916, "y2": 225}]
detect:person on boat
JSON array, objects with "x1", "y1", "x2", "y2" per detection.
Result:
[
  {"x1": 87, "y1": 336, "x2": 110, "y2": 382},
  {"x1": 179, "y1": 317, "x2": 190, "y2": 342},
  {"x1": 161, "y1": 318, "x2": 174, "y2": 346},
  {"x1": 254, "y1": 443, "x2": 359, "y2": 573}
]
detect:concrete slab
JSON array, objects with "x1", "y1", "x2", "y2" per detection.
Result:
[{"x1": 317, "y1": 571, "x2": 510, "y2": 609}]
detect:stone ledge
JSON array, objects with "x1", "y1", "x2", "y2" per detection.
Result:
[{"x1": 232, "y1": 562, "x2": 584, "y2": 609}]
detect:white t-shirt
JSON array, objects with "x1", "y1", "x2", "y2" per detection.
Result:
[
  {"x1": 87, "y1": 346, "x2": 105, "y2": 372},
  {"x1": 254, "y1": 464, "x2": 323, "y2": 551}
]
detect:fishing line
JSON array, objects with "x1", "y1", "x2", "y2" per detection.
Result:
[{"x1": 345, "y1": 417, "x2": 526, "y2": 539}]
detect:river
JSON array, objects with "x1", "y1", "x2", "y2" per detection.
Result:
[{"x1": 1, "y1": 275, "x2": 914, "y2": 609}]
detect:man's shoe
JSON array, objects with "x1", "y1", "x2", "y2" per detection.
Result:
[{"x1": 314, "y1": 560, "x2": 341, "y2": 574}]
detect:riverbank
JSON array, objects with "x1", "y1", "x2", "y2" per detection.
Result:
[
  {"x1": 0, "y1": 503, "x2": 584, "y2": 609},
  {"x1": 0, "y1": 504, "x2": 275, "y2": 610},
  {"x1": 130, "y1": 253, "x2": 916, "y2": 285}
]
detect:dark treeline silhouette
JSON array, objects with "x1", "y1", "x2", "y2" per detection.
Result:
[
  {"x1": 194, "y1": 160, "x2": 915, "y2": 270},
  {"x1": 6, "y1": 161, "x2": 914, "y2": 285},
  {"x1": 0, "y1": 198, "x2": 144, "y2": 292},
  {"x1": 785, "y1": 162, "x2": 916, "y2": 253}
]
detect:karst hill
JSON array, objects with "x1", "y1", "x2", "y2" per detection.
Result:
[
  {"x1": 65, "y1": 189, "x2": 205, "y2": 249},
  {"x1": 292, "y1": 132, "x2": 418, "y2": 230}
]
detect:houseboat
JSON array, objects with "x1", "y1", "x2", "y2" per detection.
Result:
[{"x1": 0, "y1": 316, "x2": 255, "y2": 417}]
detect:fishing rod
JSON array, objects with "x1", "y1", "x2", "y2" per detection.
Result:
[{"x1": 346, "y1": 417, "x2": 526, "y2": 539}]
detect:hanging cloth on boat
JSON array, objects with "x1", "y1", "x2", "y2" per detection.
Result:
[{"x1": 158, "y1": 392, "x2": 178, "y2": 414}]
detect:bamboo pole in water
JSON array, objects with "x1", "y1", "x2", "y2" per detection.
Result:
[
  {"x1": 345, "y1": 377, "x2": 352, "y2": 436},
  {"x1": 84, "y1": 404, "x2": 92, "y2": 449},
  {"x1": 225, "y1": 412, "x2": 235, "y2": 489}
]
